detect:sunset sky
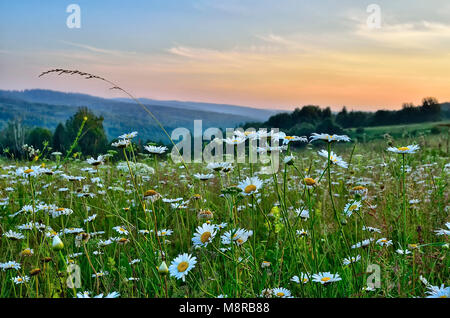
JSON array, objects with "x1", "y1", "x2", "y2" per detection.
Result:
[{"x1": 1, "y1": 0, "x2": 450, "y2": 111}]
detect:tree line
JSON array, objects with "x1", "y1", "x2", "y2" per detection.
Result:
[
  {"x1": 0, "y1": 107, "x2": 111, "y2": 159},
  {"x1": 243, "y1": 97, "x2": 443, "y2": 138}
]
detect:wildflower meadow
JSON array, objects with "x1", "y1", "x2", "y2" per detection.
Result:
[{"x1": 0, "y1": 123, "x2": 448, "y2": 298}]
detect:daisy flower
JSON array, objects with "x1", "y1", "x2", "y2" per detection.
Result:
[
  {"x1": 261, "y1": 261, "x2": 271, "y2": 268},
  {"x1": 351, "y1": 238, "x2": 374, "y2": 249},
  {"x1": 20, "y1": 248, "x2": 34, "y2": 257},
  {"x1": 310, "y1": 133, "x2": 351, "y2": 143},
  {"x1": 312, "y1": 272, "x2": 342, "y2": 285},
  {"x1": 238, "y1": 176, "x2": 263, "y2": 195},
  {"x1": 111, "y1": 139, "x2": 131, "y2": 148},
  {"x1": 295, "y1": 208, "x2": 310, "y2": 220},
  {"x1": 192, "y1": 223, "x2": 217, "y2": 247},
  {"x1": 434, "y1": 222, "x2": 450, "y2": 236},
  {"x1": 112, "y1": 226, "x2": 129, "y2": 236},
  {"x1": 376, "y1": 238, "x2": 393, "y2": 247},
  {"x1": 234, "y1": 130, "x2": 258, "y2": 140},
  {"x1": 197, "y1": 209, "x2": 214, "y2": 220},
  {"x1": 221, "y1": 228, "x2": 253, "y2": 246},
  {"x1": 350, "y1": 185, "x2": 368, "y2": 198},
  {"x1": 169, "y1": 253, "x2": 197, "y2": 282},
  {"x1": 291, "y1": 273, "x2": 310, "y2": 284},
  {"x1": 92, "y1": 271, "x2": 109, "y2": 278},
  {"x1": 302, "y1": 176, "x2": 317, "y2": 188},
  {"x1": 426, "y1": 284, "x2": 449, "y2": 298},
  {"x1": 143, "y1": 189, "x2": 161, "y2": 202},
  {"x1": 193, "y1": 173, "x2": 214, "y2": 181},
  {"x1": 157, "y1": 229, "x2": 173, "y2": 237},
  {"x1": 283, "y1": 155, "x2": 295, "y2": 165},
  {"x1": 223, "y1": 136, "x2": 246, "y2": 145},
  {"x1": 206, "y1": 162, "x2": 231, "y2": 172},
  {"x1": 343, "y1": 255, "x2": 361, "y2": 266},
  {"x1": 272, "y1": 287, "x2": 292, "y2": 298},
  {"x1": 387, "y1": 144, "x2": 420, "y2": 154},
  {"x1": 343, "y1": 200, "x2": 361, "y2": 217},
  {"x1": 144, "y1": 145, "x2": 168, "y2": 154},
  {"x1": 16, "y1": 166, "x2": 42, "y2": 178},
  {"x1": 318, "y1": 150, "x2": 348, "y2": 168},
  {"x1": 362, "y1": 226, "x2": 381, "y2": 233},
  {"x1": 118, "y1": 132, "x2": 138, "y2": 140},
  {"x1": 86, "y1": 155, "x2": 105, "y2": 166},
  {"x1": 0, "y1": 261, "x2": 21, "y2": 271},
  {"x1": 3, "y1": 230, "x2": 24, "y2": 240},
  {"x1": 396, "y1": 249, "x2": 411, "y2": 255},
  {"x1": 12, "y1": 275, "x2": 30, "y2": 284},
  {"x1": 276, "y1": 132, "x2": 308, "y2": 145}
]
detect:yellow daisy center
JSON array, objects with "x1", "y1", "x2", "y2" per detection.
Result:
[
  {"x1": 177, "y1": 261, "x2": 189, "y2": 272},
  {"x1": 349, "y1": 204, "x2": 358, "y2": 211},
  {"x1": 24, "y1": 169, "x2": 33, "y2": 174},
  {"x1": 321, "y1": 277, "x2": 331, "y2": 282},
  {"x1": 276, "y1": 292, "x2": 285, "y2": 297},
  {"x1": 21, "y1": 249, "x2": 32, "y2": 256},
  {"x1": 200, "y1": 231, "x2": 212, "y2": 243},
  {"x1": 244, "y1": 184, "x2": 257, "y2": 194},
  {"x1": 200, "y1": 210, "x2": 213, "y2": 216},
  {"x1": 17, "y1": 278, "x2": 23, "y2": 282},
  {"x1": 285, "y1": 136, "x2": 295, "y2": 140},
  {"x1": 304, "y1": 178, "x2": 316, "y2": 186},
  {"x1": 398, "y1": 147, "x2": 409, "y2": 151},
  {"x1": 144, "y1": 190, "x2": 158, "y2": 197}
]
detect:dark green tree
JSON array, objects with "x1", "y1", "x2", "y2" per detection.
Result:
[
  {"x1": 65, "y1": 107, "x2": 108, "y2": 156},
  {"x1": 26, "y1": 127, "x2": 52, "y2": 150},
  {"x1": 315, "y1": 118, "x2": 344, "y2": 134},
  {"x1": 52, "y1": 123, "x2": 68, "y2": 153}
]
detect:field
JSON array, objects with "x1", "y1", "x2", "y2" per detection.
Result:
[
  {"x1": 348, "y1": 121, "x2": 450, "y2": 141},
  {"x1": 0, "y1": 131, "x2": 448, "y2": 298}
]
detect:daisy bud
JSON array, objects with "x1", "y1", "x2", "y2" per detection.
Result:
[
  {"x1": 30, "y1": 268, "x2": 41, "y2": 276},
  {"x1": 158, "y1": 261, "x2": 169, "y2": 275},
  {"x1": 52, "y1": 235, "x2": 64, "y2": 251}
]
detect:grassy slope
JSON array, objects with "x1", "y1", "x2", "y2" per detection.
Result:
[{"x1": 348, "y1": 121, "x2": 450, "y2": 140}]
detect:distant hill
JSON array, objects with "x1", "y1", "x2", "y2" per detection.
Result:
[
  {"x1": 113, "y1": 98, "x2": 278, "y2": 121},
  {"x1": 0, "y1": 89, "x2": 277, "y2": 143}
]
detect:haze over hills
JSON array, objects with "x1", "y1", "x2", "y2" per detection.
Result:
[
  {"x1": 0, "y1": 89, "x2": 279, "y2": 143},
  {"x1": 112, "y1": 98, "x2": 278, "y2": 121}
]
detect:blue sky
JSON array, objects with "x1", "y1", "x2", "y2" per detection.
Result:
[{"x1": 1, "y1": 0, "x2": 450, "y2": 110}]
